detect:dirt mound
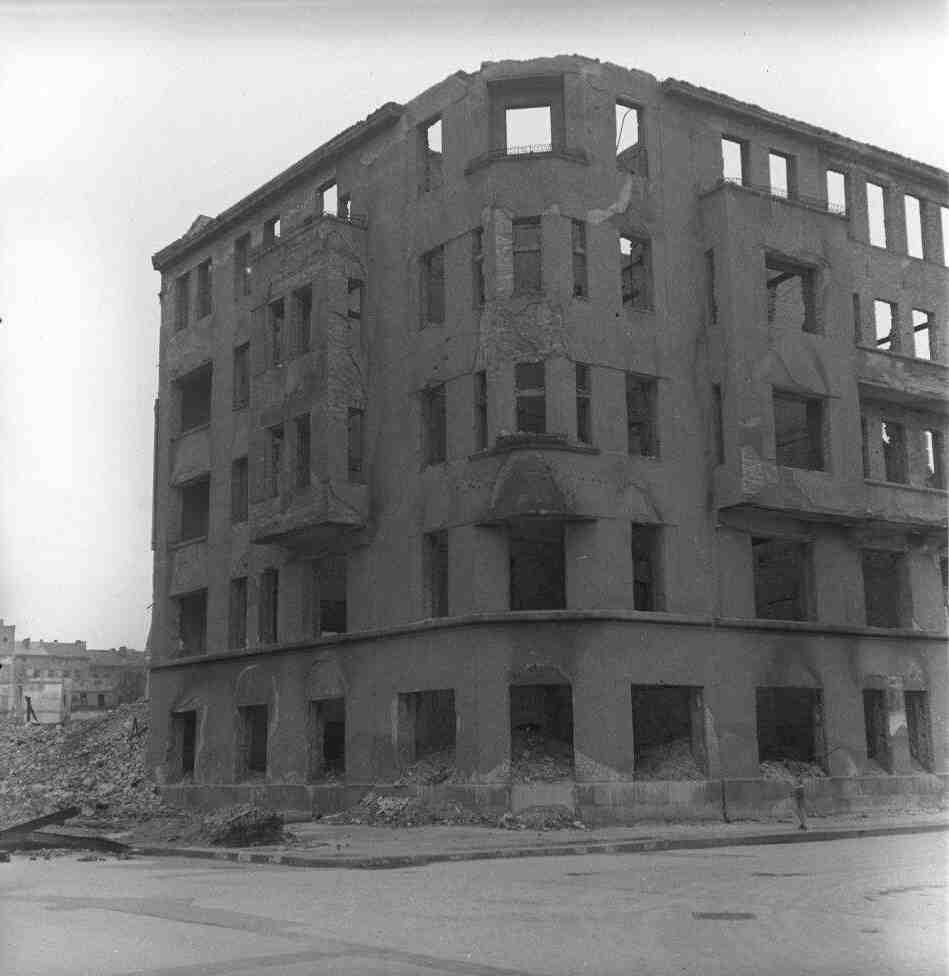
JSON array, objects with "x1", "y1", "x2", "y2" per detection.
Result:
[
  {"x1": 0, "y1": 701, "x2": 173, "y2": 829},
  {"x1": 394, "y1": 747, "x2": 458, "y2": 786},
  {"x1": 635, "y1": 738, "x2": 704, "y2": 781},
  {"x1": 760, "y1": 759, "x2": 827, "y2": 783},
  {"x1": 510, "y1": 728, "x2": 574, "y2": 783}
]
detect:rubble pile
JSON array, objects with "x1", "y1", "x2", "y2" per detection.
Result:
[
  {"x1": 760, "y1": 759, "x2": 828, "y2": 783},
  {"x1": 321, "y1": 791, "x2": 487, "y2": 827},
  {"x1": 203, "y1": 804, "x2": 286, "y2": 846},
  {"x1": 0, "y1": 701, "x2": 172, "y2": 829},
  {"x1": 510, "y1": 727, "x2": 574, "y2": 782},
  {"x1": 635, "y1": 738, "x2": 704, "y2": 781},
  {"x1": 394, "y1": 747, "x2": 458, "y2": 786}
]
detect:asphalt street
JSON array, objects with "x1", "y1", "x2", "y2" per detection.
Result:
[{"x1": 1, "y1": 833, "x2": 945, "y2": 975}]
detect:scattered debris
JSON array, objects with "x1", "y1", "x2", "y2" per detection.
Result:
[
  {"x1": 759, "y1": 759, "x2": 827, "y2": 783},
  {"x1": 204, "y1": 805, "x2": 285, "y2": 847},
  {"x1": 321, "y1": 791, "x2": 487, "y2": 828},
  {"x1": 498, "y1": 806, "x2": 587, "y2": 831}
]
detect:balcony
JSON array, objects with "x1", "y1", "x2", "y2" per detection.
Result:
[
  {"x1": 861, "y1": 479, "x2": 949, "y2": 531},
  {"x1": 250, "y1": 478, "x2": 369, "y2": 548},
  {"x1": 856, "y1": 346, "x2": 948, "y2": 409},
  {"x1": 465, "y1": 144, "x2": 589, "y2": 175},
  {"x1": 250, "y1": 213, "x2": 367, "y2": 292}
]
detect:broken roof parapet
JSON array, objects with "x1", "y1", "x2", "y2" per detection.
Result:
[
  {"x1": 152, "y1": 101, "x2": 403, "y2": 271},
  {"x1": 662, "y1": 79, "x2": 948, "y2": 190}
]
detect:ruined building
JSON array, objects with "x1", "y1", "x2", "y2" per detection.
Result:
[{"x1": 149, "y1": 57, "x2": 947, "y2": 820}]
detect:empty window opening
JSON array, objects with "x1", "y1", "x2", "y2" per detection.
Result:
[
  {"x1": 873, "y1": 300, "x2": 896, "y2": 352},
  {"x1": 230, "y1": 456, "x2": 248, "y2": 523},
  {"x1": 756, "y1": 687, "x2": 825, "y2": 774},
  {"x1": 753, "y1": 537, "x2": 810, "y2": 621},
  {"x1": 175, "y1": 589, "x2": 207, "y2": 656},
  {"x1": 881, "y1": 420, "x2": 907, "y2": 483},
  {"x1": 941, "y1": 554, "x2": 949, "y2": 603},
  {"x1": 721, "y1": 137, "x2": 745, "y2": 184},
  {"x1": 620, "y1": 236, "x2": 650, "y2": 309},
  {"x1": 259, "y1": 568, "x2": 279, "y2": 644},
  {"x1": 912, "y1": 309, "x2": 932, "y2": 360},
  {"x1": 337, "y1": 193, "x2": 350, "y2": 221},
  {"x1": 505, "y1": 105, "x2": 552, "y2": 153},
  {"x1": 267, "y1": 424, "x2": 284, "y2": 496},
  {"x1": 861, "y1": 416, "x2": 872, "y2": 479},
  {"x1": 232, "y1": 343, "x2": 250, "y2": 410},
  {"x1": 513, "y1": 218, "x2": 542, "y2": 294},
  {"x1": 571, "y1": 219, "x2": 588, "y2": 298},
  {"x1": 773, "y1": 392, "x2": 824, "y2": 471},
  {"x1": 424, "y1": 530, "x2": 449, "y2": 618},
  {"x1": 228, "y1": 576, "x2": 247, "y2": 649},
  {"x1": 863, "y1": 689, "x2": 890, "y2": 771},
  {"x1": 307, "y1": 555, "x2": 347, "y2": 636},
  {"x1": 320, "y1": 181, "x2": 338, "y2": 217},
  {"x1": 510, "y1": 683, "x2": 573, "y2": 782},
  {"x1": 397, "y1": 689, "x2": 456, "y2": 782},
  {"x1": 308, "y1": 698, "x2": 345, "y2": 781},
  {"x1": 942, "y1": 206, "x2": 949, "y2": 266},
  {"x1": 238, "y1": 704, "x2": 268, "y2": 778},
  {"x1": 631, "y1": 523, "x2": 661, "y2": 611},
  {"x1": 174, "y1": 272, "x2": 190, "y2": 331},
  {"x1": 631, "y1": 685, "x2": 706, "y2": 779},
  {"x1": 768, "y1": 152, "x2": 790, "y2": 198},
  {"x1": 626, "y1": 374, "x2": 658, "y2": 457},
  {"x1": 422, "y1": 118, "x2": 443, "y2": 191},
  {"x1": 924, "y1": 429, "x2": 945, "y2": 489},
  {"x1": 291, "y1": 286, "x2": 312, "y2": 355},
  {"x1": 905, "y1": 194, "x2": 924, "y2": 258},
  {"x1": 905, "y1": 691, "x2": 933, "y2": 771},
  {"x1": 515, "y1": 361, "x2": 546, "y2": 434},
  {"x1": 269, "y1": 298, "x2": 285, "y2": 364},
  {"x1": 421, "y1": 246, "x2": 445, "y2": 324},
  {"x1": 705, "y1": 249, "x2": 717, "y2": 324},
  {"x1": 179, "y1": 476, "x2": 210, "y2": 542},
  {"x1": 347, "y1": 408, "x2": 364, "y2": 482},
  {"x1": 862, "y1": 549, "x2": 907, "y2": 628},
  {"x1": 615, "y1": 102, "x2": 645, "y2": 174},
  {"x1": 866, "y1": 182, "x2": 886, "y2": 248},
  {"x1": 712, "y1": 384, "x2": 725, "y2": 465},
  {"x1": 263, "y1": 216, "x2": 281, "y2": 243},
  {"x1": 172, "y1": 710, "x2": 197, "y2": 780},
  {"x1": 575, "y1": 363, "x2": 592, "y2": 444},
  {"x1": 474, "y1": 370, "x2": 488, "y2": 451},
  {"x1": 178, "y1": 363, "x2": 212, "y2": 433},
  {"x1": 765, "y1": 255, "x2": 816, "y2": 332},
  {"x1": 294, "y1": 413, "x2": 311, "y2": 489},
  {"x1": 234, "y1": 234, "x2": 252, "y2": 297},
  {"x1": 472, "y1": 228, "x2": 485, "y2": 306},
  {"x1": 422, "y1": 383, "x2": 447, "y2": 464},
  {"x1": 196, "y1": 259, "x2": 212, "y2": 318},
  {"x1": 347, "y1": 277, "x2": 363, "y2": 321},
  {"x1": 826, "y1": 170, "x2": 847, "y2": 214},
  {"x1": 509, "y1": 520, "x2": 565, "y2": 611},
  {"x1": 852, "y1": 293, "x2": 862, "y2": 345}
]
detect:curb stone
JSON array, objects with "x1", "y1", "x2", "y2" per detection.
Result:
[{"x1": 130, "y1": 820, "x2": 949, "y2": 871}]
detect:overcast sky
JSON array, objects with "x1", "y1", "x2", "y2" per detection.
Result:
[{"x1": 0, "y1": 0, "x2": 945, "y2": 650}]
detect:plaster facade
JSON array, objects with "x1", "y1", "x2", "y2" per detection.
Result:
[{"x1": 149, "y1": 56, "x2": 948, "y2": 819}]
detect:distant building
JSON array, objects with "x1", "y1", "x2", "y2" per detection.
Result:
[{"x1": 0, "y1": 621, "x2": 145, "y2": 722}]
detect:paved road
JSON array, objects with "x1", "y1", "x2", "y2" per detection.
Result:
[{"x1": 1, "y1": 834, "x2": 945, "y2": 975}]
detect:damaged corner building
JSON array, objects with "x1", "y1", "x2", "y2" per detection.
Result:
[{"x1": 148, "y1": 55, "x2": 948, "y2": 822}]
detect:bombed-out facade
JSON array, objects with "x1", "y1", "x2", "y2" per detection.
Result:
[{"x1": 149, "y1": 56, "x2": 948, "y2": 820}]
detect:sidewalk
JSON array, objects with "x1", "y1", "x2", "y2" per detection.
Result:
[{"x1": 130, "y1": 809, "x2": 949, "y2": 870}]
